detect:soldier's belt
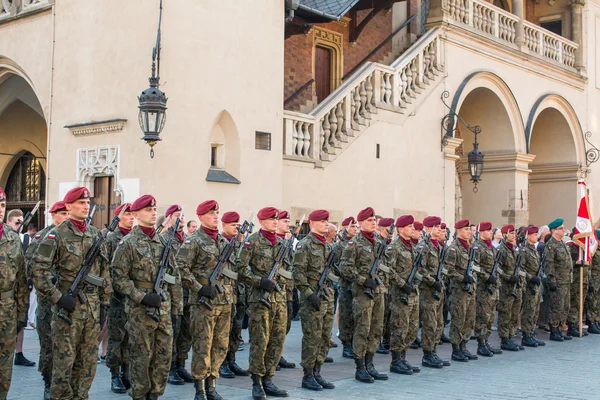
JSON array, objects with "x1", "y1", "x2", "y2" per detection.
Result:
[
  {"x1": 134, "y1": 281, "x2": 155, "y2": 289},
  {"x1": 0, "y1": 289, "x2": 14, "y2": 300},
  {"x1": 278, "y1": 269, "x2": 293, "y2": 280}
]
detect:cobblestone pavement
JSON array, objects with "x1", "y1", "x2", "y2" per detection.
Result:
[{"x1": 8, "y1": 321, "x2": 600, "y2": 399}]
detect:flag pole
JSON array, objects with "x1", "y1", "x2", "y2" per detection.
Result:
[{"x1": 580, "y1": 244, "x2": 584, "y2": 337}]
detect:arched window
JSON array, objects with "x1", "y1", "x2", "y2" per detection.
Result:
[{"x1": 6, "y1": 151, "x2": 45, "y2": 229}]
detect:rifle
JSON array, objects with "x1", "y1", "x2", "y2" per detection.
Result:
[
  {"x1": 313, "y1": 237, "x2": 342, "y2": 309},
  {"x1": 400, "y1": 233, "x2": 431, "y2": 304},
  {"x1": 509, "y1": 242, "x2": 527, "y2": 299},
  {"x1": 85, "y1": 204, "x2": 97, "y2": 225},
  {"x1": 57, "y1": 206, "x2": 127, "y2": 325},
  {"x1": 155, "y1": 221, "x2": 165, "y2": 235},
  {"x1": 531, "y1": 250, "x2": 546, "y2": 295},
  {"x1": 198, "y1": 218, "x2": 253, "y2": 310},
  {"x1": 258, "y1": 215, "x2": 305, "y2": 309},
  {"x1": 19, "y1": 201, "x2": 41, "y2": 234},
  {"x1": 364, "y1": 223, "x2": 395, "y2": 300},
  {"x1": 146, "y1": 217, "x2": 181, "y2": 322},
  {"x1": 486, "y1": 238, "x2": 505, "y2": 294},
  {"x1": 463, "y1": 227, "x2": 480, "y2": 292},
  {"x1": 433, "y1": 228, "x2": 452, "y2": 300},
  {"x1": 244, "y1": 220, "x2": 255, "y2": 242}
]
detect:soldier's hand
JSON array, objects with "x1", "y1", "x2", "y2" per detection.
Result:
[
  {"x1": 402, "y1": 283, "x2": 414, "y2": 294},
  {"x1": 433, "y1": 281, "x2": 443, "y2": 292},
  {"x1": 462, "y1": 275, "x2": 475, "y2": 284},
  {"x1": 260, "y1": 278, "x2": 277, "y2": 292},
  {"x1": 141, "y1": 293, "x2": 162, "y2": 308},
  {"x1": 363, "y1": 278, "x2": 378, "y2": 289},
  {"x1": 508, "y1": 275, "x2": 519, "y2": 284},
  {"x1": 57, "y1": 294, "x2": 76, "y2": 312},
  {"x1": 307, "y1": 292, "x2": 321, "y2": 310},
  {"x1": 486, "y1": 275, "x2": 497, "y2": 285},
  {"x1": 548, "y1": 282, "x2": 558, "y2": 292},
  {"x1": 530, "y1": 276, "x2": 541, "y2": 285},
  {"x1": 199, "y1": 284, "x2": 217, "y2": 299}
]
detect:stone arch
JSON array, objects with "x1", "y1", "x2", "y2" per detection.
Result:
[{"x1": 206, "y1": 110, "x2": 241, "y2": 184}]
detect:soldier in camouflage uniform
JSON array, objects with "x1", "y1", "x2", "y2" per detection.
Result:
[
  {"x1": 544, "y1": 218, "x2": 573, "y2": 342},
  {"x1": 25, "y1": 201, "x2": 69, "y2": 400},
  {"x1": 0, "y1": 187, "x2": 29, "y2": 400},
  {"x1": 566, "y1": 232, "x2": 590, "y2": 337},
  {"x1": 112, "y1": 195, "x2": 183, "y2": 400},
  {"x1": 340, "y1": 207, "x2": 388, "y2": 383},
  {"x1": 237, "y1": 207, "x2": 290, "y2": 400},
  {"x1": 520, "y1": 225, "x2": 546, "y2": 347},
  {"x1": 376, "y1": 218, "x2": 395, "y2": 355},
  {"x1": 337, "y1": 216, "x2": 357, "y2": 359},
  {"x1": 586, "y1": 232, "x2": 600, "y2": 334},
  {"x1": 176, "y1": 200, "x2": 235, "y2": 400},
  {"x1": 30, "y1": 187, "x2": 112, "y2": 400},
  {"x1": 472, "y1": 221, "x2": 502, "y2": 357},
  {"x1": 445, "y1": 219, "x2": 478, "y2": 362}
]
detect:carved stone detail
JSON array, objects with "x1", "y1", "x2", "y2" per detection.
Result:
[
  {"x1": 76, "y1": 146, "x2": 122, "y2": 197},
  {"x1": 65, "y1": 119, "x2": 126, "y2": 137}
]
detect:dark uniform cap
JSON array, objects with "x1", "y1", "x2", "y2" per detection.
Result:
[
  {"x1": 308, "y1": 209, "x2": 329, "y2": 221},
  {"x1": 440, "y1": 223, "x2": 447, "y2": 230},
  {"x1": 257, "y1": 207, "x2": 278, "y2": 220},
  {"x1": 413, "y1": 221, "x2": 424, "y2": 231},
  {"x1": 342, "y1": 216, "x2": 356, "y2": 226},
  {"x1": 49, "y1": 201, "x2": 67, "y2": 213},
  {"x1": 63, "y1": 187, "x2": 91, "y2": 203},
  {"x1": 357, "y1": 207, "x2": 375, "y2": 222},
  {"x1": 0, "y1": 187, "x2": 5, "y2": 202},
  {"x1": 196, "y1": 200, "x2": 218, "y2": 216},
  {"x1": 378, "y1": 217, "x2": 394, "y2": 227},
  {"x1": 396, "y1": 215, "x2": 414, "y2": 228},
  {"x1": 278, "y1": 210, "x2": 290, "y2": 220},
  {"x1": 455, "y1": 219, "x2": 470, "y2": 229},
  {"x1": 423, "y1": 216, "x2": 441, "y2": 227},
  {"x1": 501, "y1": 224, "x2": 515, "y2": 234},
  {"x1": 525, "y1": 225, "x2": 539, "y2": 235},
  {"x1": 221, "y1": 211, "x2": 240, "y2": 223},
  {"x1": 548, "y1": 218, "x2": 564, "y2": 230},
  {"x1": 114, "y1": 203, "x2": 131, "y2": 216},
  {"x1": 131, "y1": 195, "x2": 157, "y2": 211},
  {"x1": 479, "y1": 221, "x2": 493, "y2": 231},
  {"x1": 165, "y1": 204, "x2": 182, "y2": 217}
]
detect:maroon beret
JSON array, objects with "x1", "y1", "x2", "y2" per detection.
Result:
[
  {"x1": 440, "y1": 223, "x2": 447, "y2": 230},
  {"x1": 378, "y1": 217, "x2": 394, "y2": 227},
  {"x1": 413, "y1": 221, "x2": 424, "y2": 231},
  {"x1": 342, "y1": 216, "x2": 356, "y2": 226},
  {"x1": 357, "y1": 207, "x2": 375, "y2": 222},
  {"x1": 309, "y1": 209, "x2": 329, "y2": 221},
  {"x1": 0, "y1": 187, "x2": 5, "y2": 202},
  {"x1": 165, "y1": 204, "x2": 182, "y2": 218},
  {"x1": 525, "y1": 225, "x2": 539, "y2": 235},
  {"x1": 278, "y1": 210, "x2": 290, "y2": 220},
  {"x1": 455, "y1": 219, "x2": 470, "y2": 229},
  {"x1": 63, "y1": 187, "x2": 91, "y2": 204},
  {"x1": 423, "y1": 216, "x2": 442, "y2": 227},
  {"x1": 49, "y1": 201, "x2": 67, "y2": 213},
  {"x1": 396, "y1": 215, "x2": 414, "y2": 228},
  {"x1": 131, "y1": 195, "x2": 157, "y2": 212},
  {"x1": 257, "y1": 207, "x2": 279, "y2": 220},
  {"x1": 114, "y1": 203, "x2": 131, "y2": 216},
  {"x1": 221, "y1": 211, "x2": 240, "y2": 223},
  {"x1": 196, "y1": 200, "x2": 219, "y2": 216},
  {"x1": 479, "y1": 221, "x2": 493, "y2": 231},
  {"x1": 501, "y1": 224, "x2": 515, "y2": 234}
]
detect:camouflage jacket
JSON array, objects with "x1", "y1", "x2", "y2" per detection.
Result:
[
  {"x1": 30, "y1": 220, "x2": 112, "y2": 316},
  {"x1": 0, "y1": 223, "x2": 28, "y2": 322},
  {"x1": 386, "y1": 237, "x2": 418, "y2": 295},
  {"x1": 25, "y1": 224, "x2": 55, "y2": 278},
  {"x1": 521, "y1": 242, "x2": 541, "y2": 281},
  {"x1": 420, "y1": 240, "x2": 441, "y2": 287},
  {"x1": 159, "y1": 226, "x2": 186, "y2": 304},
  {"x1": 176, "y1": 227, "x2": 235, "y2": 305},
  {"x1": 340, "y1": 231, "x2": 387, "y2": 295},
  {"x1": 543, "y1": 236, "x2": 573, "y2": 284},
  {"x1": 292, "y1": 232, "x2": 334, "y2": 301},
  {"x1": 591, "y1": 251, "x2": 600, "y2": 278},
  {"x1": 237, "y1": 231, "x2": 291, "y2": 304},
  {"x1": 104, "y1": 228, "x2": 127, "y2": 305},
  {"x1": 475, "y1": 238, "x2": 496, "y2": 283},
  {"x1": 497, "y1": 243, "x2": 524, "y2": 284},
  {"x1": 111, "y1": 226, "x2": 183, "y2": 315},
  {"x1": 445, "y1": 239, "x2": 476, "y2": 293}
]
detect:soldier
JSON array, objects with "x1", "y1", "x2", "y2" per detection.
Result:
[
  {"x1": 237, "y1": 207, "x2": 290, "y2": 399},
  {"x1": 586, "y1": 230, "x2": 600, "y2": 335},
  {"x1": 161, "y1": 205, "x2": 193, "y2": 386},
  {"x1": 472, "y1": 221, "x2": 502, "y2": 357},
  {"x1": 176, "y1": 200, "x2": 235, "y2": 400},
  {"x1": 25, "y1": 200, "x2": 69, "y2": 400},
  {"x1": 386, "y1": 215, "x2": 421, "y2": 375},
  {"x1": 445, "y1": 219, "x2": 478, "y2": 362},
  {"x1": 520, "y1": 225, "x2": 546, "y2": 347},
  {"x1": 338, "y1": 216, "x2": 357, "y2": 359},
  {"x1": 566, "y1": 230, "x2": 590, "y2": 337},
  {"x1": 439, "y1": 222, "x2": 451, "y2": 345},
  {"x1": 376, "y1": 217, "x2": 394, "y2": 355},
  {"x1": 293, "y1": 209, "x2": 336, "y2": 391},
  {"x1": 30, "y1": 187, "x2": 111, "y2": 399},
  {"x1": 112, "y1": 195, "x2": 183, "y2": 400},
  {"x1": 340, "y1": 207, "x2": 388, "y2": 384},
  {"x1": 0, "y1": 187, "x2": 28, "y2": 400},
  {"x1": 544, "y1": 218, "x2": 573, "y2": 341},
  {"x1": 409, "y1": 220, "x2": 424, "y2": 350}
]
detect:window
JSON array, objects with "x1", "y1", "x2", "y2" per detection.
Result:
[
  {"x1": 540, "y1": 20, "x2": 562, "y2": 36},
  {"x1": 211, "y1": 145, "x2": 218, "y2": 167},
  {"x1": 255, "y1": 131, "x2": 271, "y2": 151},
  {"x1": 6, "y1": 152, "x2": 46, "y2": 229}
]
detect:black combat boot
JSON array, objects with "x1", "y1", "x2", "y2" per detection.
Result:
[
  {"x1": 477, "y1": 338, "x2": 493, "y2": 357},
  {"x1": 14, "y1": 352, "x2": 35, "y2": 366},
  {"x1": 227, "y1": 357, "x2": 249, "y2": 376},
  {"x1": 376, "y1": 338, "x2": 390, "y2": 354},
  {"x1": 460, "y1": 340, "x2": 478, "y2": 360},
  {"x1": 251, "y1": 374, "x2": 266, "y2": 400},
  {"x1": 549, "y1": 326, "x2": 564, "y2": 341},
  {"x1": 205, "y1": 376, "x2": 224, "y2": 400},
  {"x1": 500, "y1": 337, "x2": 519, "y2": 351},
  {"x1": 110, "y1": 367, "x2": 127, "y2": 393},
  {"x1": 342, "y1": 342, "x2": 354, "y2": 359},
  {"x1": 302, "y1": 366, "x2": 323, "y2": 391},
  {"x1": 194, "y1": 380, "x2": 207, "y2": 400},
  {"x1": 485, "y1": 340, "x2": 502, "y2": 354},
  {"x1": 365, "y1": 353, "x2": 388, "y2": 380},
  {"x1": 432, "y1": 347, "x2": 451, "y2": 366},
  {"x1": 42, "y1": 373, "x2": 51, "y2": 400},
  {"x1": 451, "y1": 344, "x2": 468, "y2": 362},
  {"x1": 278, "y1": 356, "x2": 296, "y2": 369},
  {"x1": 422, "y1": 350, "x2": 443, "y2": 368},
  {"x1": 120, "y1": 364, "x2": 131, "y2": 389},
  {"x1": 588, "y1": 322, "x2": 600, "y2": 334},
  {"x1": 514, "y1": 336, "x2": 525, "y2": 351},
  {"x1": 324, "y1": 356, "x2": 334, "y2": 363},
  {"x1": 218, "y1": 362, "x2": 235, "y2": 379},
  {"x1": 313, "y1": 364, "x2": 335, "y2": 389},
  {"x1": 354, "y1": 358, "x2": 374, "y2": 383},
  {"x1": 402, "y1": 350, "x2": 419, "y2": 372},
  {"x1": 168, "y1": 362, "x2": 184, "y2": 385},
  {"x1": 532, "y1": 331, "x2": 546, "y2": 346},
  {"x1": 440, "y1": 332, "x2": 451, "y2": 343},
  {"x1": 147, "y1": 394, "x2": 159, "y2": 400},
  {"x1": 176, "y1": 362, "x2": 194, "y2": 383},
  {"x1": 390, "y1": 351, "x2": 413, "y2": 374},
  {"x1": 521, "y1": 334, "x2": 538, "y2": 348},
  {"x1": 560, "y1": 327, "x2": 573, "y2": 340},
  {"x1": 567, "y1": 323, "x2": 579, "y2": 338},
  {"x1": 262, "y1": 376, "x2": 289, "y2": 397}
]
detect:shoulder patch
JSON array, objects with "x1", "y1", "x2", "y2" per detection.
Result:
[
  {"x1": 387, "y1": 245, "x2": 393, "y2": 250},
  {"x1": 118, "y1": 240, "x2": 124, "y2": 246},
  {"x1": 348, "y1": 241, "x2": 354, "y2": 246},
  {"x1": 450, "y1": 248, "x2": 456, "y2": 252},
  {"x1": 35, "y1": 234, "x2": 41, "y2": 239},
  {"x1": 296, "y1": 244, "x2": 302, "y2": 250},
  {"x1": 185, "y1": 240, "x2": 191, "y2": 244},
  {"x1": 244, "y1": 241, "x2": 251, "y2": 247},
  {"x1": 48, "y1": 233, "x2": 56, "y2": 239}
]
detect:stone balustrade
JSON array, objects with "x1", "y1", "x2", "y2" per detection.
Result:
[{"x1": 1, "y1": 0, "x2": 49, "y2": 21}]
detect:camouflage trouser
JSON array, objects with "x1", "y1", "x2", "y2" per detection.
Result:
[
  {"x1": 227, "y1": 300, "x2": 247, "y2": 359},
  {"x1": 106, "y1": 304, "x2": 128, "y2": 369},
  {"x1": 448, "y1": 282, "x2": 476, "y2": 344},
  {"x1": 586, "y1": 273, "x2": 600, "y2": 321},
  {"x1": 0, "y1": 317, "x2": 17, "y2": 399},
  {"x1": 548, "y1": 283, "x2": 570, "y2": 327},
  {"x1": 382, "y1": 293, "x2": 391, "y2": 341},
  {"x1": 36, "y1": 297, "x2": 53, "y2": 377},
  {"x1": 420, "y1": 286, "x2": 444, "y2": 351},
  {"x1": 568, "y1": 267, "x2": 589, "y2": 324},
  {"x1": 474, "y1": 284, "x2": 499, "y2": 340},
  {"x1": 126, "y1": 307, "x2": 173, "y2": 398},
  {"x1": 352, "y1": 290, "x2": 384, "y2": 358},
  {"x1": 338, "y1": 280, "x2": 354, "y2": 345},
  {"x1": 248, "y1": 301, "x2": 287, "y2": 377},
  {"x1": 497, "y1": 283, "x2": 523, "y2": 338},
  {"x1": 299, "y1": 296, "x2": 334, "y2": 369},
  {"x1": 389, "y1": 290, "x2": 419, "y2": 352},
  {"x1": 173, "y1": 304, "x2": 192, "y2": 366},
  {"x1": 521, "y1": 283, "x2": 541, "y2": 334},
  {"x1": 286, "y1": 300, "x2": 293, "y2": 334},
  {"x1": 51, "y1": 309, "x2": 99, "y2": 399},
  {"x1": 190, "y1": 303, "x2": 231, "y2": 379}
]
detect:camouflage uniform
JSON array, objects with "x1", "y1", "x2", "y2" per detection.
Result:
[
  {"x1": 497, "y1": 244, "x2": 523, "y2": 338},
  {"x1": 30, "y1": 220, "x2": 111, "y2": 400},
  {"x1": 445, "y1": 239, "x2": 477, "y2": 344},
  {"x1": 237, "y1": 232, "x2": 290, "y2": 378},
  {"x1": 112, "y1": 226, "x2": 183, "y2": 399},
  {"x1": 176, "y1": 228, "x2": 234, "y2": 380},
  {"x1": 567, "y1": 242, "x2": 589, "y2": 327},
  {"x1": 474, "y1": 239, "x2": 499, "y2": 341},
  {"x1": 336, "y1": 238, "x2": 355, "y2": 346},
  {"x1": 544, "y1": 236, "x2": 573, "y2": 328},
  {"x1": 420, "y1": 240, "x2": 444, "y2": 351},
  {"x1": 521, "y1": 242, "x2": 542, "y2": 335},
  {"x1": 293, "y1": 232, "x2": 335, "y2": 369},
  {"x1": 227, "y1": 282, "x2": 247, "y2": 359},
  {"x1": 586, "y1": 252, "x2": 600, "y2": 324},
  {"x1": 0, "y1": 223, "x2": 28, "y2": 400}
]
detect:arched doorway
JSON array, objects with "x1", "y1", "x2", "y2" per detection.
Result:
[{"x1": 5, "y1": 151, "x2": 46, "y2": 230}]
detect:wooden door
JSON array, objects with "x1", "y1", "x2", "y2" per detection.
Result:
[
  {"x1": 91, "y1": 176, "x2": 118, "y2": 229},
  {"x1": 315, "y1": 46, "x2": 332, "y2": 103}
]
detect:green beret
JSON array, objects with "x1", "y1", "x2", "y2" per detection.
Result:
[{"x1": 548, "y1": 218, "x2": 564, "y2": 230}]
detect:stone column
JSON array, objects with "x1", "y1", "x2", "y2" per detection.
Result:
[
  {"x1": 443, "y1": 137, "x2": 463, "y2": 227},
  {"x1": 512, "y1": 0, "x2": 525, "y2": 47},
  {"x1": 571, "y1": 0, "x2": 586, "y2": 72}
]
